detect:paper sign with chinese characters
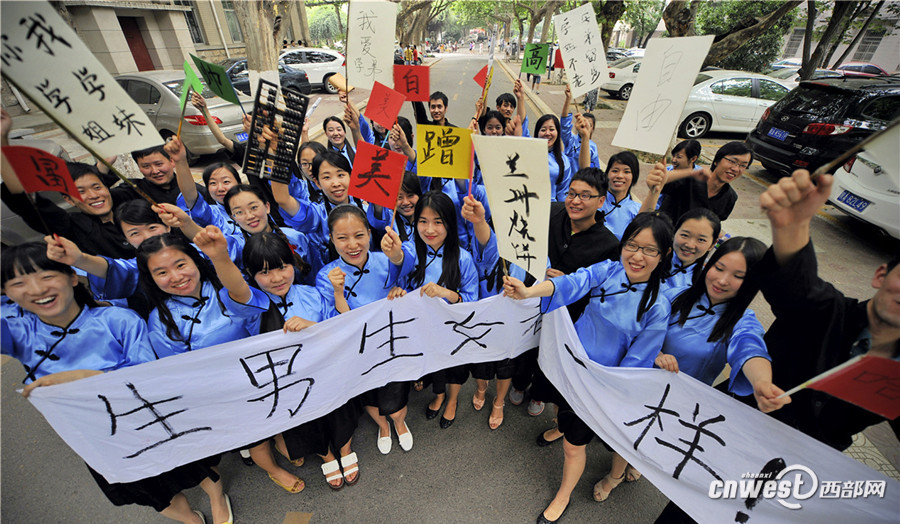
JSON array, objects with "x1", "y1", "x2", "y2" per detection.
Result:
[
  {"x1": 554, "y1": 3, "x2": 608, "y2": 99},
  {"x1": 472, "y1": 135, "x2": 550, "y2": 281},
  {"x1": 612, "y1": 35, "x2": 715, "y2": 156},
  {"x1": 0, "y1": 1, "x2": 163, "y2": 157},
  {"x1": 180, "y1": 60, "x2": 204, "y2": 110},
  {"x1": 346, "y1": 1, "x2": 397, "y2": 90},
  {"x1": 349, "y1": 142, "x2": 407, "y2": 209},
  {"x1": 521, "y1": 44, "x2": 550, "y2": 75},
  {"x1": 393, "y1": 64, "x2": 429, "y2": 102},
  {"x1": 364, "y1": 81, "x2": 405, "y2": 130},
  {"x1": 416, "y1": 125, "x2": 473, "y2": 179},
  {"x1": 191, "y1": 54, "x2": 242, "y2": 105},
  {"x1": 805, "y1": 355, "x2": 900, "y2": 419},
  {"x1": 2, "y1": 145, "x2": 80, "y2": 201}
]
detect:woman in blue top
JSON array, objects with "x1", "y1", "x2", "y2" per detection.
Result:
[
  {"x1": 601, "y1": 151, "x2": 643, "y2": 239},
  {"x1": 368, "y1": 171, "x2": 422, "y2": 243},
  {"x1": 662, "y1": 208, "x2": 721, "y2": 293},
  {"x1": 504, "y1": 212, "x2": 674, "y2": 524},
  {"x1": 3, "y1": 242, "x2": 231, "y2": 524},
  {"x1": 534, "y1": 114, "x2": 573, "y2": 202},
  {"x1": 396, "y1": 191, "x2": 479, "y2": 429}
]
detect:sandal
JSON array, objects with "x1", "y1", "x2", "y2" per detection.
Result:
[
  {"x1": 339, "y1": 452, "x2": 360, "y2": 485},
  {"x1": 413, "y1": 380, "x2": 425, "y2": 391},
  {"x1": 472, "y1": 387, "x2": 487, "y2": 411},
  {"x1": 321, "y1": 459, "x2": 344, "y2": 490},
  {"x1": 624, "y1": 465, "x2": 642, "y2": 482},
  {"x1": 592, "y1": 471, "x2": 625, "y2": 502},
  {"x1": 268, "y1": 472, "x2": 305, "y2": 493},
  {"x1": 275, "y1": 444, "x2": 304, "y2": 467},
  {"x1": 489, "y1": 400, "x2": 504, "y2": 430}
]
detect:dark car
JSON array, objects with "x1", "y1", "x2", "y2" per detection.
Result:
[
  {"x1": 223, "y1": 58, "x2": 312, "y2": 95},
  {"x1": 746, "y1": 77, "x2": 900, "y2": 176}
]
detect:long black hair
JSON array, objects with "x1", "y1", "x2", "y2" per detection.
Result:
[
  {"x1": 395, "y1": 171, "x2": 422, "y2": 241},
  {"x1": 323, "y1": 116, "x2": 353, "y2": 160},
  {"x1": 298, "y1": 141, "x2": 327, "y2": 202},
  {"x1": 201, "y1": 162, "x2": 240, "y2": 188},
  {"x1": 407, "y1": 191, "x2": 461, "y2": 291},
  {"x1": 672, "y1": 208, "x2": 721, "y2": 283},
  {"x1": 1, "y1": 242, "x2": 100, "y2": 310},
  {"x1": 619, "y1": 212, "x2": 674, "y2": 322},
  {"x1": 671, "y1": 237, "x2": 766, "y2": 343},
  {"x1": 136, "y1": 233, "x2": 225, "y2": 343},
  {"x1": 535, "y1": 114, "x2": 566, "y2": 195},
  {"x1": 311, "y1": 151, "x2": 365, "y2": 212}
]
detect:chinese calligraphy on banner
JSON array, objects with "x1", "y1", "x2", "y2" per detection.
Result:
[
  {"x1": 521, "y1": 43, "x2": 550, "y2": 76},
  {"x1": 349, "y1": 141, "x2": 407, "y2": 208},
  {"x1": 612, "y1": 35, "x2": 714, "y2": 156},
  {"x1": 472, "y1": 135, "x2": 550, "y2": 281},
  {"x1": 1, "y1": 146, "x2": 80, "y2": 200},
  {"x1": 538, "y1": 309, "x2": 899, "y2": 524},
  {"x1": 27, "y1": 293, "x2": 541, "y2": 483},
  {"x1": 0, "y1": 1, "x2": 163, "y2": 157},
  {"x1": 416, "y1": 124, "x2": 473, "y2": 179},
  {"x1": 363, "y1": 81, "x2": 405, "y2": 130},
  {"x1": 346, "y1": 1, "x2": 397, "y2": 90},
  {"x1": 393, "y1": 64, "x2": 429, "y2": 102},
  {"x1": 553, "y1": 3, "x2": 609, "y2": 99}
]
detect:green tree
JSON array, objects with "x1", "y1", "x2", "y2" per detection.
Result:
[
  {"x1": 695, "y1": 1, "x2": 800, "y2": 72},
  {"x1": 622, "y1": 0, "x2": 665, "y2": 48},
  {"x1": 308, "y1": 5, "x2": 341, "y2": 45}
]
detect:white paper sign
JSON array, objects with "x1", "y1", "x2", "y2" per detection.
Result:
[
  {"x1": 346, "y1": 1, "x2": 397, "y2": 90},
  {"x1": 539, "y1": 309, "x2": 898, "y2": 523},
  {"x1": 472, "y1": 135, "x2": 551, "y2": 282},
  {"x1": 27, "y1": 293, "x2": 541, "y2": 483},
  {"x1": 612, "y1": 35, "x2": 715, "y2": 156},
  {"x1": 0, "y1": 1, "x2": 163, "y2": 157},
  {"x1": 554, "y1": 4, "x2": 608, "y2": 99}
]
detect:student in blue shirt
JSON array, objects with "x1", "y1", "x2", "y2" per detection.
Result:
[
  {"x1": 368, "y1": 171, "x2": 422, "y2": 243},
  {"x1": 662, "y1": 208, "x2": 721, "y2": 293},
  {"x1": 600, "y1": 151, "x2": 642, "y2": 239},
  {"x1": 560, "y1": 86, "x2": 600, "y2": 170},
  {"x1": 534, "y1": 114, "x2": 573, "y2": 202}
]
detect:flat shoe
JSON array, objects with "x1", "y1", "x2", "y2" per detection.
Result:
[
  {"x1": 536, "y1": 428, "x2": 562, "y2": 447},
  {"x1": 340, "y1": 452, "x2": 360, "y2": 485},
  {"x1": 377, "y1": 427, "x2": 392, "y2": 455},
  {"x1": 397, "y1": 421, "x2": 413, "y2": 451},
  {"x1": 439, "y1": 416, "x2": 454, "y2": 429},
  {"x1": 221, "y1": 493, "x2": 234, "y2": 524},
  {"x1": 321, "y1": 459, "x2": 344, "y2": 490},
  {"x1": 268, "y1": 473, "x2": 304, "y2": 494},
  {"x1": 536, "y1": 502, "x2": 569, "y2": 524},
  {"x1": 425, "y1": 400, "x2": 442, "y2": 420}
]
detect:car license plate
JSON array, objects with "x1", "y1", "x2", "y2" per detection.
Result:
[
  {"x1": 235, "y1": 132, "x2": 248, "y2": 143},
  {"x1": 836, "y1": 190, "x2": 870, "y2": 212},
  {"x1": 767, "y1": 127, "x2": 789, "y2": 141}
]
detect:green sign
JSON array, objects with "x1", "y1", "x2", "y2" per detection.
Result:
[
  {"x1": 190, "y1": 54, "x2": 242, "y2": 106},
  {"x1": 180, "y1": 60, "x2": 205, "y2": 110},
  {"x1": 521, "y1": 43, "x2": 550, "y2": 75}
]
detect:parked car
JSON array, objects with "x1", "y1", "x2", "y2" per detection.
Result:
[
  {"x1": 279, "y1": 47, "x2": 345, "y2": 94},
  {"x1": 835, "y1": 61, "x2": 890, "y2": 77},
  {"x1": 769, "y1": 57, "x2": 802, "y2": 70},
  {"x1": 601, "y1": 57, "x2": 642, "y2": 100},
  {"x1": 829, "y1": 149, "x2": 900, "y2": 239},
  {"x1": 677, "y1": 70, "x2": 794, "y2": 139},
  {"x1": 746, "y1": 77, "x2": 900, "y2": 176},
  {"x1": 223, "y1": 58, "x2": 312, "y2": 95},
  {"x1": 767, "y1": 67, "x2": 845, "y2": 88},
  {"x1": 606, "y1": 49, "x2": 628, "y2": 63},
  {"x1": 115, "y1": 70, "x2": 251, "y2": 164}
]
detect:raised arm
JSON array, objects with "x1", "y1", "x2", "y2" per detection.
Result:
[
  {"x1": 344, "y1": 103, "x2": 363, "y2": 148},
  {"x1": 45, "y1": 235, "x2": 109, "y2": 279},
  {"x1": 461, "y1": 195, "x2": 491, "y2": 247},
  {"x1": 560, "y1": 84, "x2": 572, "y2": 119},
  {"x1": 164, "y1": 137, "x2": 199, "y2": 208},
  {"x1": 154, "y1": 203, "x2": 202, "y2": 240},
  {"x1": 191, "y1": 93, "x2": 234, "y2": 152},
  {"x1": 640, "y1": 162, "x2": 667, "y2": 213},
  {"x1": 380, "y1": 225, "x2": 405, "y2": 265},
  {"x1": 576, "y1": 114, "x2": 592, "y2": 170},
  {"x1": 503, "y1": 275, "x2": 555, "y2": 299},
  {"x1": 390, "y1": 122, "x2": 416, "y2": 163},
  {"x1": 514, "y1": 78, "x2": 527, "y2": 123},
  {"x1": 759, "y1": 169, "x2": 833, "y2": 266},
  {"x1": 193, "y1": 225, "x2": 251, "y2": 303}
]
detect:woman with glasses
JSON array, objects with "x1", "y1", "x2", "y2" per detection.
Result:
[
  {"x1": 657, "y1": 141, "x2": 753, "y2": 223},
  {"x1": 504, "y1": 212, "x2": 674, "y2": 524}
]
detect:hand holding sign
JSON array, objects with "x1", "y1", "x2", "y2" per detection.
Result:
[
  {"x1": 364, "y1": 81, "x2": 405, "y2": 130},
  {"x1": 393, "y1": 65, "x2": 429, "y2": 102},
  {"x1": 1, "y1": 145, "x2": 80, "y2": 201},
  {"x1": 349, "y1": 142, "x2": 407, "y2": 208}
]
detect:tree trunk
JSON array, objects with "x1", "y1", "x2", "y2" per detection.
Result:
[
  {"x1": 822, "y1": 1, "x2": 870, "y2": 68},
  {"x1": 801, "y1": 0, "x2": 815, "y2": 65},
  {"x1": 704, "y1": 1, "x2": 802, "y2": 65},
  {"x1": 539, "y1": 4, "x2": 554, "y2": 43},
  {"x1": 333, "y1": 2, "x2": 344, "y2": 36},
  {"x1": 831, "y1": 1, "x2": 884, "y2": 68},
  {"x1": 798, "y1": 1, "x2": 855, "y2": 79},
  {"x1": 662, "y1": 0, "x2": 699, "y2": 37},
  {"x1": 234, "y1": 0, "x2": 291, "y2": 70},
  {"x1": 297, "y1": 0, "x2": 312, "y2": 45}
]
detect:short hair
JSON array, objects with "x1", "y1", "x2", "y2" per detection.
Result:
[
  {"x1": 478, "y1": 110, "x2": 508, "y2": 134},
  {"x1": 131, "y1": 144, "x2": 169, "y2": 163},
  {"x1": 570, "y1": 167, "x2": 608, "y2": 195},
  {"x1": 606, "y1": 151, "x2": 640, "y2": 194},
  {"x1": 672, "y1": 139, "x2": 702, "y2": 161},
  {"x1": 495, "y1": 93, "x2": 516, "y2": 108},
  {"x1": 582, "y1": 113, "x2": 596, "y2": 127},
  {"x1": 711, "y1": 141, "x2": 753, "y2": 171},
  {"x1": 66, "y1": 161, "x2": 102, "y2": 183},
  {"x1": 887, "y1": 254, "x2": 900, "y2": 274},
  {"x1": 429, "y1": 91, "x2": 448, "y2": 106}
]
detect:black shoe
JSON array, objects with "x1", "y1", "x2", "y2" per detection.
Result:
[
  {"x1": 425, "y1": 405, "x2": 440, "y2": 420},
  {"x1": 241, "y1": 455, "x2": 255, "y2": 466},
  {"x1": 439, "y1": 416, "x2": 454, "y2": 429},
  {"x1": 536, "y1": 429, "x2": 562, "y2": 447},
  {"x1": 536, "y1": 502, "x2": 569, "y2": 524}
]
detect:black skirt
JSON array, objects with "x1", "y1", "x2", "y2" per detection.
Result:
[
  {"x1": 469, "y1": 358, "x2": 515, "y2": 380},
  {"x1": 528, "y1": 366, "x2": 565, "y2": 405},
  {"x1": 428, "y1": 364, "x2": 470, "y2": 394},
  {"x1": 282, "y1": 396, "x2": 363, "y2": 457},
  {"x1": 361, "y1": 381, "x2": 411, "y2": 416},
  {"x1": 87, "y1": 454, "x2": 221, "y2": 512}
]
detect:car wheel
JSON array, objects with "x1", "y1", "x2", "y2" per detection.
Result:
[
  {"x1": 679, "y1": 112, "x2": 711, "y2": 139},
  {"x1": 322, "y1": 74, "x2": 339, "y2": 94},
  {"x1": 618, "y1": 84, "x2": 633, "y2": 100},
  {"x1": 161, "y1": 130, "x2": 199, "y2": 166}
]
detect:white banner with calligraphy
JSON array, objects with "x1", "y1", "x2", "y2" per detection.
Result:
[
  {"x1": 1, "y1": 1, "x2": 163, "y2": 157},
  {"x1": 27, "y1": 294, "x2": 541, "y2": 483},
  {"x1": 473, "y1": 135, "x2": 551, "y2": 282},
  {"x1": 346, "y1": 1, "x2": 397, "y2": 91},
  {"x1": 553, "y1": 4, "x2": 608, "y2": 100},
  {"x1": 612, "y1": 35, "x2": 714, "y2": 156},
  {"x1": 539, "y1": 309, "x2": 898, "y2": 523}
]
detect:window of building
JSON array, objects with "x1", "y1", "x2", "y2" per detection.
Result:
[
  {"x1": 222, "y1": 0, "x2": 243, "y2": 43},
  {"x1": 853, "y1": 27, "x2": 887, "y2": 62},
  {"x1": 783, "y1": 28, "x2": 804, "y2": 58},
  {"x1": 174, "y1": 0, "x2": 204, "y2": 44}
]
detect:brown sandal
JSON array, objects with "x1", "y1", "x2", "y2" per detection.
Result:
[
  {"x1": 489, "y1": 401, "x2": 504, "y2": 430},
  {"x1": 472, "y1": 387, "x2": 487, "y2": 411},
  {"x1": 593, "y1": 471, "x2": 625, "y2": 502}
]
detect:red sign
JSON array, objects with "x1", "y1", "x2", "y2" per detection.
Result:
[
  {"x1": 808, "y1": 355, "x2": 900, "y2": 419},
  {"x1": 554, "y1": 48, "x2": 564, "y2": 69},
  {"x1": 473, "y1": 65, "x2": 488, "y2": 88},
  {"x1": 2, "y1": 146, "x2": 81, "y2": 201},
  {"x1": 364, "y1": 81, "x2": 406, "y2": 131},
  {"x1": 349, "y1": 142, "x2": 407, "y2": 209},
  {"x1": 393, "y1": 65, "x2": 430, "y2": 102}
]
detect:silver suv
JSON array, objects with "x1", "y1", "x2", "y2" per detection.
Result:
[{"x1": 279, "y1": 48, "x2": 345, "y2": 94}]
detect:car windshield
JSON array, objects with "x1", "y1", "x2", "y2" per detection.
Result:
[
  {"x1": 610, "y1": 58, "x2": 636, "y2": 68},
  {"x1": 163, "y1": 80, "x2": 217, "y2": 100},
  {"x1": 769, "y1": 68, "x2": 798, "y2": 79},
  {"x1": 781, "y1": 85, "x2": 855, "y2": 117}
]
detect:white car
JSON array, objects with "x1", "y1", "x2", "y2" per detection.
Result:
[
  {"x1": 678, "y1": 70, "x2": 794, "y2": 139},
  {"x1": 279, "y1": 47, "x2": 345, "y2": 94},
  {"x1": 601, "y1": 57, "x2": 642, "y2": 100},
  {"x1": 829, "y1": 150, "x2": 900, "y2": 239}
]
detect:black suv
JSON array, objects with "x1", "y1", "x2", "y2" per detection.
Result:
[{"x1": 746, "y1": 77, "x2": 900, "y2": 176}]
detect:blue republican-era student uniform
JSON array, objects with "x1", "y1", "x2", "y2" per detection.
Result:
[
  {"x1": 149, "y1": 280, "x2": 260, "y2": 358},
  {"x1": 1, "y1": 305, "x2": 155, "y2": 383},
  {"x1": 548, "y1": 151, "x2": 574, "y2": 202},
  {"x1": 399, "y1": 242, "x2": 479, "y2": 302},
  {"x1": 368, "y1": 206, "x2": 415, "y2": 241},
  {"x1": 435, "y1": 178, "x2": 492, "y2": 257},
  {"x1": 221, "y1": 284, "x2": 326, "y2": 324},
  {"x1": 315, "y1": 251, "x2": 402, "y2": 318},
  {"x1": 176, "y1": 194, "x2": 244, "y2": 239},
  {"x1": 661, "y1": 294, "x2": 770, "y2": 396},
  {"x1": 542, "y1": 260, "x2": 670, "y2": 368},
  {"x1": 601, "y1": 192, "x2": 642, "y2": 240},
  {"x1": 471, "y1": 230, "x2": 505, "y2": 299},
  {"x1": 661, "y1": 252, "x2": 701, "y2": 293},
  {"x1": 560, "y1": 113, "x2": 600, "y2": 169}
]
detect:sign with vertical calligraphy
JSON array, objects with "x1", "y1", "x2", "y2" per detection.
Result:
[
  {"x1": 0, "y1": 1, "x2": 163, "y2": 157},
  {"x1": 472, "y1": 135, "x2": 551, "y2": 282},
  {"x1": 416, "y1": 124, "x2": 473, "y2": 179},
  {"x1": 349, "y1": 141, "x2": 407, "y2": 208},
  {"x1": 191, "y1": 54, "x2": 242, "y2": 105},
  {"x1": 346, "y1": 1, "x2": 397, "y2": 91},
  {"x1": 1, "y1": 145, "x2": 80, "y2": 201},
  {"x1": 393, "y1": 64, "x2": 429, "y2": 102},
  {"x1": 612, "y1": 35, "x2": 715, "y2": 156},
  {"x1": 363, "y1": 81, "x2": 405, "y2": 130},
  {"x1": 180, "y1": 60, "x2": 204, "y2": 110},
  {"x1": 520, "y1": 43, "x2": 550, "y2": 75},
  {"x1": 553, "y1": 3, "x2": 608, "y2": 99}
]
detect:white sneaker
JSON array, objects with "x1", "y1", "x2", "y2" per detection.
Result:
[
  {"x1": 397, "y1": 421, "x2": 413, "y2": 452},
  {"x1": 509, "y1": 388, "x2": 525, "y2": 406},
  {"x1": 527, "y1": 400, "x2": 545, "y2": 416},
  {"x1": 377, "y1": 427, "x2": 392, "y2": 454}
]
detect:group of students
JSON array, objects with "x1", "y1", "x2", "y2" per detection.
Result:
[{"x1": 1, "y1": 74, "x2": 896, "y2": 524}]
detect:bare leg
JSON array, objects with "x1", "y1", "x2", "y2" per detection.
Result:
[
  {"x1": 199, "y1": 469, "x2": 228, "y2": 523},
  {"x1": 389, "y1": 406, "x2": 409, "y2": 436},
  {"x1": 473, "y1": 379, "x2": 488, "y2": 410},
  {"x1": 159, "y1": 493, "x2": 203, "y2": 524},
  {"x1": 593, "y1": 453, "x2": 628, "y2": 502},
  {"x1": 443, "y1": 383, "x2": 461, "y2": 421},
  {"x1": 494, "y1": 378, "x2": 512, "y2": 404},
  {"x1": 365, "y1": 405, "x2": 392, "y2": 438},
  {"x1": 339, "y1": 439, "x2": 358, "y2": 484},
  {"x1": 249, "y1": 441, "x2": 301, "y2": 489},
  {"x1": 541, "y1": 438, "x2": 586, "y2": 521},
  {"x1": 429, "y1": 392, "x2": 445, "y2": 412}
]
